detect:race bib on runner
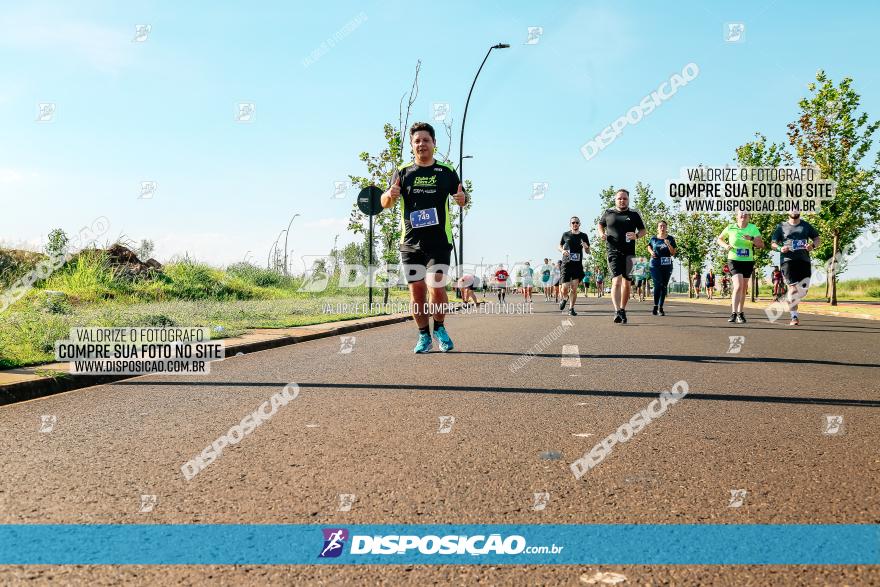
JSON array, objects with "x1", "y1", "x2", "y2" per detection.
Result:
[
  {"x1": 660, "y1": 257, "x2": 672, "y2": 266},
  {"x1": 410, "y1": 208, "x2": 438, "y2": 228},
  {"x1": 568, "y1": 253, "x2": 581, "y2": 262},
  {"x1": 791, "y1": 239, "x2": 807, "y2": 251},
  {"x1": 736, "y1": 248, "x2": 750, "y2": 257}
]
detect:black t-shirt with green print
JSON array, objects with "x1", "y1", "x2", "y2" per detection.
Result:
[{"x1": 391, "y1": 160, "x2": 460, "y2": 253}]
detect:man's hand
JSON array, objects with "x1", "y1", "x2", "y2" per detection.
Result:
[
  {"x1": 625, "y1": 231, "x2": 637, "y2": 241},
  {"x1": 805, "y1": 242, "x2": 815, "y2": 252},
  {"x1": 650, "y1": 250, "x2": 658, "y2": 258},
  {"x1": 454, "y1": 183, "x2": 467, "y2": 207},
  {"x1": 383, "y1": 177, "x2": 401, "y2": 207},
  {"x1": 781, "y1": 245, "x2": 792, "y2": 253},
  {"x1": 599, "y1": 232, "x2": 607, "y2": 241}
]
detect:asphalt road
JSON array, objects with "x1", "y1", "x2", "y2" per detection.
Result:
[{"x1": 2, "y1": 294, "x2": 879, "y2": 585}]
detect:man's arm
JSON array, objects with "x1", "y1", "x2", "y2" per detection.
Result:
[
  {"x1": 770, "y1": 225, "x2": 783, "y2": 251},
  {"x1": 635, "y1": 213, "x2": 647, "y2": 239}
]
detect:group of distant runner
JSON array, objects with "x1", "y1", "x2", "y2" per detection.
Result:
[{"x1": 382, "y1": 121, "x2": 820, "y2": 353}]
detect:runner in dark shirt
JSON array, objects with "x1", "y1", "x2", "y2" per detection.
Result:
[
  {"x1": 597, "y1": 189, "x2": 646, "y2": 323},
  {"x1": 382, "y1": 122, "x2": 467, "y2": 353},
  {"x1": 557, "y1": 216, "x2": 591, "y2": 316},
  {"x1": 647, "y1": 221, "x2": 677, "y2": 315},
  {"x1": 771, "y1": 211, "x2": 820, "y2": 326}
]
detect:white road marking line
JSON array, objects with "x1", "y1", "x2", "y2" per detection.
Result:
[
  {"x1": 580, "y1": 571, "x2": 628, "y2": 584},
  {"x1": 561, "y1": 344, "x2": 581, "y2": 368}
]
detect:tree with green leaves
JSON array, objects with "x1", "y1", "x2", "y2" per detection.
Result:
[
  {"x1": 787, "y1": 70, "x2": 880, "y2": 305},
  {"x1": 671, "y1": 208, "x2": 714, "y2": 297},
  {"x1": 45, "y1": 228, "x2": 69, "y2": 260},
  {"x1": 587, "y1": 186, "x2": 617, "y2": 278},
  {"x1": 734, "y1": 133, "x2": 792, "y2": 300}
]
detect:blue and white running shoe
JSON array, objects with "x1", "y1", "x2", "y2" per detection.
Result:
[
  {"x1": 413, "y1": 332, "x2": 433, "y2": 353},
  {"x1": 433, "y1": 326, "x2": 454, "y2": 352}
]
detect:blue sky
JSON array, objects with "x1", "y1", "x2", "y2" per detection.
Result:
[{"x1": 2, "y1": 0, "x2": 878, "y2": 278}]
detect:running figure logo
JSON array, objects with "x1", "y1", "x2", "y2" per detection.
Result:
[
  {"x1": 332, "y1": 181, "x2": 349, "y2": 199},
  {"x1": 339, "y1": 336, "x2": 356, "y2": 354},
  {"x1": 431, "y1": 102, "x2": 451, "y2": 123},
  {"x1": 525, "y1": 26, "x2": 543, "y2": 45},
  {"x1": 337, "y1": 494, "x2": 356, "y2": 512},
  {"x1": 530, "y1": 182, "x2": 549, "y2": 200},
  {"x1": 36, "y1": 103, "x2": 56, "y2": 123},
  {"x1": 727, "y1": 335, "x2": 745, "y2": 354},
  {"x1": 531, "y1": 491, "x2": 550, "y2": 511},
  {"x1": 133, "y1": 24, "x2": 152, "y2": 42},
  {"x1": 822, "y1": 415, "x2": 845, "y2": 435},
  {"x1": 139, "y1": 181, "x2": 157, "y2": 200},
  {"x1": 724, "y1": 22, "x2": 745, "y2": 43},
  {"x1": 139, "y1": 494, "x2": 157, "y2": 513},
  {"x1": 318, "y1": 528, "x2": 349, "y2": 558},
  {"x1": 236, "y1": 102, "x2": 256, "y2": 123},
  {"x1": 39, "y1": 415, "x2": 57, "y2": 433},
  {"x1": 728, "y1": 489, "x2": 747, "y2": 508},
  {"x1": 437, "y1": 416, "x2": 455, "y2": 433}
]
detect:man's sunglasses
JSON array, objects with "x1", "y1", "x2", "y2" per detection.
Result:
[{"x1": 571, "y1": 221, "x2": 580, "y2": 225}]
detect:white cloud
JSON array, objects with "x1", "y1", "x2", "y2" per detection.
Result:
[
  {"x1": 0, "y1": 168, "x2": 26, "y2": 183},
  {"x1": 0, "y1": 7, "x2": 131, "y2": 74}
]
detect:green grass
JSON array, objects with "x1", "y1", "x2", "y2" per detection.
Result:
[
  {"x1": 754, "y1": 277, "x2": 880, "y2": 301},
  {"x1": 0, "y1": 296, "x2": 407, "y2": 369},
  {"x1": 0, "y1": 254, "x2": 412, "y2": 368}
]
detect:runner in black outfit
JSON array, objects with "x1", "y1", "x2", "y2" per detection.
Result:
[
  {"x1": 597, "y1": 189, "x2": 646, "y2": 324},
  {"x1": 558, "y1": 216, "x2": 591, "y2": 316},
  {"x1": 382, "y1": 122, "x2": 467, "y2": 353},
  {"x1": 771, "y1": 210, "x2": 820, "y2": 326}
]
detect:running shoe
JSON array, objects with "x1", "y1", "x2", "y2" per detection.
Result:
[
  {"x1": 569, "y1": 308, "x2": 577, "y2": 316},
  {"x1": 659, "y1": 307, "x2": 666, "y2": 316},
  {"x1": 728, "y1": 313, "x2": 737, "y2": 323},
  {"x1": 413, "y1": 332, "x2": 433, "y2": 353},
  {"x1": 735, "y1": 313, "x2": 746, "y2": 324},
  {"x1": 620, "y1": 309, "x2": 628, "y2": 324},
  {"x1": 433, "y1": 325, "x2": 454, "y2": 352},
  {"x1": 613, "y1": 311, "x2": 623, "y2": 323},
  {"x1": 559, "y1": 299, "x2": 567, "y2": 311},
  {"x1": 789, "y1": 317, "x2": 799, "y2": 326},
  {"x1": 652, "y1": 306, "x2": 658, "y2": 316}
]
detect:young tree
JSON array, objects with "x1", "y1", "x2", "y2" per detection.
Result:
[
  {"x1": 671, "y1": 208, "x2": 714, "y2": 297},
  {"x1": 45, "y1": 228, "x2": 69, "y2": 260},
  {"x1": 734, "y1": 133, "x2": 792, "y2": 300},
  {"x1": 787, "y1": 70, "x2": 880, "y2": 305},
  {"x1": 136, "y1": 238, "x2": 155, "y2": 261},
  {"x1": 588, "y1": 186, "x2": 617, "y2": 278}
]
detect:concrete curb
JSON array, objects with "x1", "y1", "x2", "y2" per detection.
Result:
[{"x1": 0, "y1": 313, "x2": 412, "y2": 406}]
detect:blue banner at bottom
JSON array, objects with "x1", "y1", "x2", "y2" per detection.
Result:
[{"x1": 1, "y1": 524, "x2": 877, "y2": 565}]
